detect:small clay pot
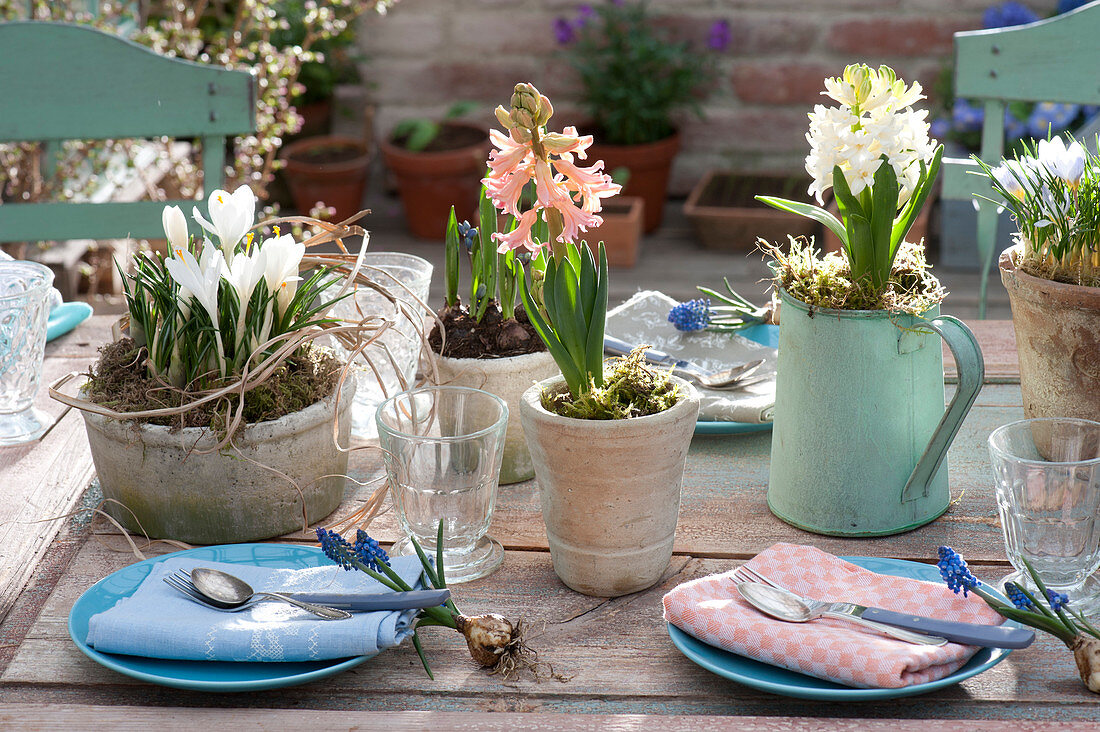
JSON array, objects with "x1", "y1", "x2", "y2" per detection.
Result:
[
  {"x1": 281, "y1": 135, "x2": 371, "y2": 222},
  {"x1": 587, "y1": 131, "x2": 680, "y2": 233},
  {"x1": 583, "y1": 196, "x2": 644, "y2": 267}
]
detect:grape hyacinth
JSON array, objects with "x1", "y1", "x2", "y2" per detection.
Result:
[
  {"x1": 457, "y1": 220, "x2": 478, "y2": 251},
  {"x1": 1048, "y1": 589, "x2": 1070, "y2": 612},
  {"x1": 355, "y1": 529, "x2": 390, "y2": 572},
  {"x1": 668, "y1": 298, "x2": 711, "y2": 332},
  {"x1": 937, "y1": 546, "x2": 981, "y2": 597},
  {"x1": 1005, "y1": 581, "x2": 1036, "y2": 610}
]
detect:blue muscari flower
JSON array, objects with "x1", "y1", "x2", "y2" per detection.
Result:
[
  {"x1": 553, "y1": 17, "x2": 575, "y2": 44},
  {"x1": 1028, "y1": 102, "x2": 1081, "y2": 138},
  {"x1": 668, "y1": 297, "x2": 711, "y2": 332},
  {"x1": 1005, "y1": 582, "x2": 1035, "y2": 610},
  {"x1": 983, "y1": 1, "x2": 1040, "y2": 29},
  {"x1": 354, "y1": 529, "x2": 391, "y2": 572},
  {"x1": 317, "y1": 527, "x2": 358, "y2": 571},
  {"x1": 457, "y1": 220, "x2": 478, "y2": 251},
  {"x1": 1047, "y1": 588, "x2": 1070, "y2": 611},
  {"x1": 952, "y1": 98, "x2": 984, "y2": 133},
  {"x1": 1004, "y1": 109, "x2": 1026, "y2": 142},
  {"x1": 937, "y1": 546, "x2": 982, "y2": 597}
]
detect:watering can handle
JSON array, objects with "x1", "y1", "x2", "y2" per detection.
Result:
[{"x1": 901, "y1": 316, "x2": 985, "y2": 503}]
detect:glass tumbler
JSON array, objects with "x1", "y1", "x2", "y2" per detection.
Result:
[
  {"x1": 988, "y1": 418, "x2": 1100, "y2": 612},
  {"x1": 0, "y1": 261, "x2": 55, "y2": 446},
  {"x1": 376, "y1": 386, "x2": 508, "y2": 583},
  {"x1": 327, "y1": 252, "x2": 432, "y2": 439}
]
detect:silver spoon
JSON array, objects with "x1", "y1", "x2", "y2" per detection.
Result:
[
  {"x1": 189, "y1": 567, "x2": 352, "y2": 620},
  {"x1": 735, "y1": 581, "x2": 947, "y2": 646},
  {"x1": 603, "y1": 336, "x2": 767, "y2": 389}
]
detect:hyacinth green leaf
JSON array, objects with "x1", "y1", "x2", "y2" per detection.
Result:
[
  {"x1": 892, "y1": 145, "x2": 943, "y2": 255},
  {"x1": 435, "y1": 519, "x2": 447, "y2": 589},
  {"x1": 578, "y1": 243, "x2": 596, "y2": 330},
  {"x1": 845, "y1": 212, "x2": 874, "y2": 284},
  {"x1": 584, "y1": 244, "x2": 609, "y2": 388},
  {"x1": 411, "y1": 631, "x2": 434, "y2": 680},
  {"x1": 870, "y1": 155, "x2": 900, "y2": 285},
  {"x1": 519, "y1": 262, "x2": 583, "y2": 394},
  {"x1": 552, "y1": 256, "x2": 584, "y2": 366},
  {"x1": 755, "y1": 195, "x2": 847, "y2": 245},
  {"x1": 444, "y1": 208, "x2": 460, "y2": 307},
  {"x1": 408, "y1": 531, "x2": 440, "y2": 589},
  {"x1": 479, "y1": 188, "x2": 497, "y2": 304}
]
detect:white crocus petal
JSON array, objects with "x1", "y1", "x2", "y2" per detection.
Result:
[
  {"x1": 192, "y1": 185, "x2": 257, "y2": 255},
  {"x1": 161, "y1": 205, "x2": 189, "y2": 252},
  {"x1": 259, "y1": 233, "x2": 305, "y2": 315},
  {"x1": 164, "y1": 245, "x2": 221, "y2": 329},
  {"x1": 222, "y1": 247, "x2": 267, "y2": 311}
]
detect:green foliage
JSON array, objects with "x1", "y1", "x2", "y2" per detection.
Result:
[
  {"x1": 518, "y1": 241, "x2": 608, "y2": 398},
  {"x1": 393, "y1": 100, "x2": 479, "y2": 152},
  {"x1": 541, "y1": 346, "x2": 681, "y2": 419},
  {"x1": 443, "y1": 186, "x2": 524, "y2": 321},
  {"x1": 560, "y1": 1, "x2": 720, "y2": 145}
]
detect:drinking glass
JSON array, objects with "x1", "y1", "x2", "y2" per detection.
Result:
[
  {"x1": 0, "y1": 261, "x2": 55, "y2": 446},
  {"x1": 376, "y1": 386, "x2": 508, "y2": 582},
  {"x1": 327, "y1": 252, "x2": 432, "y2": 439},
  {"x1": 988, "y1": 418, "x2": 1100, "y2": 612}
]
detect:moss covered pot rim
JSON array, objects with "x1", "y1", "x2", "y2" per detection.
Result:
[
  {"x1": 999, "y1": 245, "x2": 1100, "y2": 308},
  {"x1": 519, "y1": 373, "x2": 699, "y2": 431},
  {"x1": 778, "y1": 286, "x2": 940, "y2": 320},
  {"x1": 80, "y1": 373, "x2": 355, "y2": 448}
]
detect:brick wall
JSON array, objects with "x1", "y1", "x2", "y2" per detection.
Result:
[{"x1": 358, "y1": 0, "x2": 1058, "y2": 195}]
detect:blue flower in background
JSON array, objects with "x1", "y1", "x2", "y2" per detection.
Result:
[
  {"x1": 952, "y1": 98, "x2": 984, "y2": 133},
  {"x1": 983, "y1": 1, "x2": 1040, "y2": 29},
  {"x1": 668, "y1": 298, "x2": 711, "y2": 332},
  {"x1": 930, "y1": 117, "x2": 950, "y2": 141},
  {"x1": 707, "y1": 19, "x2": 731, "y2": 51},
  {"x1": 553, "y1": 17, "x2": 575, "y2": 44},
  {"x1": 1004, "y1": 109, "x2": 1027, "y2": 141},
  {"x1": 1057, "y1": 0, "x2": 1091, "y2": 14},
  {"x1": 1028, "y1": 102, "x2": 1081, "y2": 138}
]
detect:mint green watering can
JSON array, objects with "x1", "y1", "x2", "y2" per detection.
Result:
[{"x1": 767, "y1": 290, "x2": 985, "y2": 537}]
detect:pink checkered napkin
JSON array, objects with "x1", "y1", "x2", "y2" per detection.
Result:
[{"x1": 663, "y1": 543, "x2": 1005, "y2": 689}]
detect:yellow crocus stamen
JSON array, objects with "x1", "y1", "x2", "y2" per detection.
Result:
[
  {"x1": 175, "y1": 248, "x2": 183, "y2": 258},
  {"x1": 273, "y1": 225, "x2": 280, "y2": 236},
  {"x1": 244, "y1": 232, "x2": 254, "y2": 251}
]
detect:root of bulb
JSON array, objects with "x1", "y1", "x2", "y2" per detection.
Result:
[
  {"x1": 456, "y1": 614, "x2": 571, "y2": 683},
  {"x1": 1073, "y1": 634, "x2": 1100, "y2": 693}
]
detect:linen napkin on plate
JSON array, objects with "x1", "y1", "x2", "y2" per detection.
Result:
[
  {"x1": 85, "y1": 555, "x2": 427, "y2": 662},
  {"x1": 605, "y1": 290, "x2": 776, "y2": 423},
  {"x1": 663, "y1": 543, "x2": 1005, "y2": 689}
]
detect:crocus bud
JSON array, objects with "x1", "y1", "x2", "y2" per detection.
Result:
[{"x1": 162, "y1": 204, "x2": 189, "y2": 252}]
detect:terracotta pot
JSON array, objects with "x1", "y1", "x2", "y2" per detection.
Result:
[
  {"x1": 81, "y1": 377, "x2": 355, "y2": 545},
  {"x1": 582, "y1": 196, "x2": 643, "y2": 267},
  {"x1": 1000, "y1": 245, "x2": 1100, "y2": 420},
  {"x1": 380, "y1": 122, "x2": 489, "y2": 240},
  {"x1": 432, "y1": 350, "x2": 559, "y2": 485},
  {"x1": 588, "y1": 132, "x2": 680, "y2": 233},
  {"x1": 684, "y1": 170, "x2": 819, "y2": 250},
  {"x1": 280, "y1": 135, "x2": 371, "y2": 222},
  {"x1": 520, "y1": 375, "x2": 700, "y2": 596}
]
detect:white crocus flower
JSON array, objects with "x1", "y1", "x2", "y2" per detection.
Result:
[
  {"x1": 161, "y1": 204, "x2": 190, "y2": 253},
  {"x1": 192, "y1": 185, "x2": 257, "y2": 255},
  {"x1": 222, "y1": 245, "x2": 267, "y2": 357},
  {"x1": 992, "y1": 159, "x2": 1040, "y2": 200},
  {"x1": 260, "y1": 233, "x2": 305, "y2": 316},
  {"x1": 1038, "y1": 137, "x2": 1086, "y2": 185},
  {"x1": 164, "y1": 241, "x2": 228, "y2": 376}
]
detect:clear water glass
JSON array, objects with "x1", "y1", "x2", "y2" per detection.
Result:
[
  {"x1": 376, "y1": 386, "x2": 508, "y2": 583},
  {"x1": 327, "y1": 252, "x2": 432, "y2": 439},
  {"x1": 988, "y1": 418, "x2": 1100, "y2": 611},
  {"x1": 0, "y1": 261, "x2": 55, "y2": 446}
]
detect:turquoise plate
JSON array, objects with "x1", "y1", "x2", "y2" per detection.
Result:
[
  {"x1": 68, "y1": 544, "x2": 370, "y2": 692},
  {"x1": 694, "y1": 323, "x2": 777, "y2": 436},
  {"x1": 667, "y1": 556, "x2": 1016, "y2": 700},
  {"x1": 47, "y1": 301, "x2": 93, "y2": 341}
]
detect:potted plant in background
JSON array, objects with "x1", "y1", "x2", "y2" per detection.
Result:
[
  {"x1": 757, "y1": 64, "x2": 985, "y2": 537},
  {"x1": 50, "y1": 186, "x2": 400, "y2": 545},
  {"x1": 380, "y1": 102, "x2": 489, "y2": 239},
  {"x1": 483, "y1": 83, "x2": 700, "y2": 597},
  {"x1": 428, "y1": 193, "x2": 557, "y2": 485},
  {"x1": 554, "y1": 2, "x2": 728, "y2": 232},
  {"x1": 280, "y1": 135, "x2": 372, "y2": 223},
  {"x1": 580, "y1": 169, "x2": 644, "y2": 267},
  {"x1": 975, "y1": 135, "x2": 1100, "y2": 421},
  {"x1": 683, "y1": 170, "x2": 820, "y2": 251}
]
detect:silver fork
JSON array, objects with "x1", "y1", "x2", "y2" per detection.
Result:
[
  {"x1": 163, "y1": 572, "x2": 265, "y2": 613},
  {"x1": 731, "y1": 564, "x2": 947, "y2": 646}
]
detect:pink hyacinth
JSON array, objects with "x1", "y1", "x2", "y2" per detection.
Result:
[{"x1": 483, "y1": 123, "x2": 621, "y2": 254}]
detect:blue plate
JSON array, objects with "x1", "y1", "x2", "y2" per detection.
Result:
[
  {"x1": 47, "y1": 302, "x2": 93, "y2": 341},
  {"x1": 694, "y1": 323, "x2": 778, "y2": 436},
  {"x1": 667, "y1": 556, "x2": 1016, "y2": 700},
  {"x1": 68, "y1": 544, "x2": 370, "y2": 692}
]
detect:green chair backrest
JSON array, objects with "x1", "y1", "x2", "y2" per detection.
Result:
[
  {"x1": 941, "y1": 1, "x2": 1100, "y2": 317},
  {"x1": 0, "y1": 21, "x2": 255, "y2": 243}
]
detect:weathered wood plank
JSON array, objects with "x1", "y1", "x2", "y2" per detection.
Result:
[
  {"x1": 5, "y1": 543, "x2": 1099, "y2": 720},
  {"x1": 943, "y1": 319, "x2": 1019, "y2": 383},
  {"x1": 0, "y1": 705, "x2": 1096, "y2": 731}
]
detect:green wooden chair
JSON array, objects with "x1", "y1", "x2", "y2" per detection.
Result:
[
  {"x1": 940, "y1": 1, "x2": 1100, "y2": 318},
  {"x1": 0, "y1": 21, "x2": 254, "y2": 246}
]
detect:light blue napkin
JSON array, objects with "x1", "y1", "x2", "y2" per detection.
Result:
[{"x1": 85, "y1": 555, "x2": 428, "y2": 662}]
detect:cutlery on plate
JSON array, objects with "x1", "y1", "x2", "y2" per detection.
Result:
[
  {"x1": 733, "y1": 565, "x2": 1035, "y2": 649},
  {"x1": 280, "y1": 589, "x2": 451, "y2": 611},
  {"x1": 164, "y1": 569, "x2": 351, "y2": 620},
  {"x1": 603, "y1": 335, "x2": 767, "y2": 389}
]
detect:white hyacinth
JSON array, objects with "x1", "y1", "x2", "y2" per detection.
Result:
[{"x1": 805, "y1": 65, "x2": 938, "y2": 207}]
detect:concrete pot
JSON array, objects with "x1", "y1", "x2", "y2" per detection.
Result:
[
  {"x1": 81, "y1": 377, "x2": 355, "y2": 545},
  {"x1": 433, "y1": 350, "x2": 558, "y2": 484},
  {"x1": 520, "y1": 375, "x2": 700, "y2": 597},
  {"x1": 1000, "y1": 245, "x2": 1100, "y2": 420}
]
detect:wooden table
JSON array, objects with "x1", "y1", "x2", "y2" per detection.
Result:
[{"x1": 3, "y1": 316, "x2": 1097, "y2": 729}]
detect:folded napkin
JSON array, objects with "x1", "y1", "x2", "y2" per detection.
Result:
[
  {"x1": 86, "y1": 555, "x2": 427, "y2": 662},
  {"x1": 606, "y1": 291, "x2": 776, "y2": 423},
  {"x1": 663, "y1": 543, "x2": 1005, "y2": 689}
]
